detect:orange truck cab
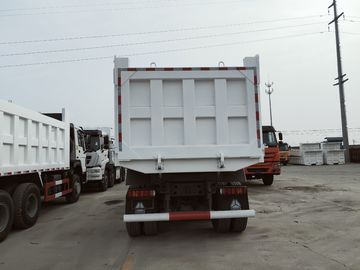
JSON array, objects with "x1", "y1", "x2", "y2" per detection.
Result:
[
  {"x1": 279, "y1": 142, "x2": 290, "y2": 165},
  {"x1": 245, "y1": 126, "x2": 281, "y2": 185}
]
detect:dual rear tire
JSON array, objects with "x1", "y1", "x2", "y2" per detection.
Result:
[
  {"x1": 0, "y1": 191, "x2": 14, "y2": 242},
  {"x1": 126, "y1": 221, "x2": 158, "y2": 237},
  {"x1": 0, "y1": 183, "x2": 41, "y2": 242},
  {"x1": 212, "y1": 194, "x2": 248, "y2": 233}
]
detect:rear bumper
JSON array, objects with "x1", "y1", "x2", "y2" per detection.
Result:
[
  {"x1": 245, "y1": 162, "x2": 281, "y2": 177},
  {"x1": 124, "y1": 209, "x2": 255, "y2": 222}
]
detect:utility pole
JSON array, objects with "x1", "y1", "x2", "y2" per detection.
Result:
[
  {"x1": 265, "y1": 82, "x2": 274, "y2": 127},
  {"x1": 328, "y1": 0, "x2": 350, "y2": 163}
]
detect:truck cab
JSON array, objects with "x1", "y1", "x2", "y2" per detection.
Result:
[
  {"x1": 244, "y1": 126, "x2": 281, "y2": 185},
  {"x1": 84, "y1": 129, "x2": 116, "y2": 191},
  {"x1": 279, "y1": 141, "x2": 290, "y2": 165}
]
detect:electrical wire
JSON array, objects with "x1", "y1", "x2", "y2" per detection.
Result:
[
  {"x1": 0, "y1": 15, "x2": 329, "y2": 45},
  {"x1": 0, "y1": 21, "x2": 328, "y2": 58},
  {"x1": 0, "y1": 0, "x2": 195, "y2": 12},
  {"x1": 0, "y1": 31, "x2": 326, "y2": 69},
  {"x1": 0, "y1": 0, "x2": 262, "y2": 17}
]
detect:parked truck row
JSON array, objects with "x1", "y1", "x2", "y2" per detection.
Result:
[{"x1": 1, "y1": 54, "x2": 286, "y2": 240}]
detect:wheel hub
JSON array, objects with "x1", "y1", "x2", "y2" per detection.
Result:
[{"x1": 26, "y1": 194, "x2": 38, "y2": 218}]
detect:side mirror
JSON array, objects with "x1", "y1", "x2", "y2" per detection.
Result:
[{"x1": 278, "y1": 132, "x2": 283, "y2": 141}]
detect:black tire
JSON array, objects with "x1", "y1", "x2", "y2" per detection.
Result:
[
  {"x1": 231, "y1": 192, "x2": 249, "y2": 233},
  {"x1": 12, "y1": 183, "x2": 41, "y2": 229},
  {"x1": 66, "y1": 174, "x2": 81, "y2": 203},
  {"x1": 262, "y1": 175, "x2": 274, "y2": 186},
  {"x1": 143, "y1": 221, "x2": 158, "y2": 236},
  {"x1": 99, "y1": 171, "x2": 108, "y2": 192},
  {"x1": 212, "y1": 195, "x2": 231, "y2": 233},
  {"x1": 107, "y1": 168, "x2": 115, "y2": 188},
  {"x1": 0, "y1": 190, "x2": 14, "y2": 242},
  {"x1": 126, "y1": 222, "x2": 142, "y2": 237}
]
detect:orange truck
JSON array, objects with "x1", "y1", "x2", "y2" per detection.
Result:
[
  {"x1": 279, "y1": 142, "x2": 290, "y2": 165},
  {"x1": 245, "y1": 126, "x2": 281, "y2": 185}
]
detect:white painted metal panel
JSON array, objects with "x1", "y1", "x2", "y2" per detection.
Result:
[
  {"x1": 114, "y1": 57, "x2": 263, "y2": 174},
  {"x1": 0, "y1": 100, "x2": 69, "y2": 176}
]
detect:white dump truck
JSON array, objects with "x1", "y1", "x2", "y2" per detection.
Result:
[
  {"x1": 0, "y1": 100, "x2": 86, "y2": 242},
  {"x1": 84, "y1": 127, "x2": 123, "y2": 191},
  {"x1": 114, "y1": 56, "x2": 263, "y2": 236}
]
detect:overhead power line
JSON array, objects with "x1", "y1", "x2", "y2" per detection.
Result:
[
  {"x1": 0, "y1": 21, "x2": 327, "y2": 58},
  {"x1": 0, "y1": 15, "x2": 328, "y2": 45},
  {"x1": 0, "y1": 0, "x2": 262, "y2": 17},
  {"x1": 0, "y1": 0, "x2": 195, "y2": 12},
  {"x1": 0, "y1": 31, "x2": 326, "y2": 69}
]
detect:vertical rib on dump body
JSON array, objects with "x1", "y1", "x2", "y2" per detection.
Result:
[{"x1": 114, "y1": 56, "x2": 263, "y2": 174}]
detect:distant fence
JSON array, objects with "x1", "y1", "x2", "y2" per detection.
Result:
[{"x1": 349, "y1": 145, "x2": 360, "y2": 163}]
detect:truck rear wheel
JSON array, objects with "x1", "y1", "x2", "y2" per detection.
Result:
[
  {"x1": 230, "y1": 192, "x2": 249, "y2": 233},
  {"x1": 126, "y1": 222, "x2": 142, "y2": 237},
  {"x1": 66, "y1": 174, "x2": 81, "y2": 203},
  {"x1": 0, "y1": 190, "x2": 14, "y2": 242},
  {"x1": 212, "y1": 195, "x2": 231, "y2": 233},
  {"x1": 12, "y1": 183, "x2": 41, "y2": 229},
  {"x1": 143, "y1": 221, "x2": 158, "y2": 236},
  {"x1": 99, "y1": 171, "x2": 108, "y2": 192},
  {"x1": 107, "y1": 169, "x2": 115, "y2": 188},
  {"x1": 262, "y1": 175, "x2": 274, "y2": 186}
]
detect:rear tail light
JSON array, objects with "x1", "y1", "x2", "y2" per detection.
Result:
[
  {"x1": 127, "y1": 189, "x2": 156, "y2": 198},
  {"x1": 219, "y1": 187, "x2": 247, "y2": 196}
]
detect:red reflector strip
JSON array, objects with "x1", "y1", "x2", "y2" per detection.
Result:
[
  {"x1": 118, "y1": 114, "x2": 122, "y2": 123},
  {"x1": 118, "y1": 95, "x2": 121, "y2": 105},
  {"x1": 236, "y1": 67, "x2": 247, "y2": 70},
  {"x1": 257, "y1": 129, "x2": 261, "y2": 139},
  {"x1": 119, "y1": 132, "x2": 122, "y2": 141},
  {"x1": 255, "y1": 93, "x2": 259, "y2": 103},
  {"x1": 128, "y1": 68, "x2": 137, "y2": 71},
  {"x1": 254, "y1": 75, "x2": 258, "y2": 85},
  {"x1": 127, "y1": 190, "x2": 155, "y2": 198},
  {"x1": 182, "y1": 67, "x2": 192, "y2": 71},
  {"x1": 164, "y1": 67, "x2": 174, "y2": 71},
  {"x1": 169, "y1": 211, "x2": 210, "y2": 221},
  {"x1": 256, "y1": 111, "x2": 260, "y2": 121},
  {"x1": 220, "y1": 187, "x2": 247, "y2": 195}
]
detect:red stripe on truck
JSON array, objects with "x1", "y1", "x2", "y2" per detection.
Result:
[
  {"x1": 255, "y1": 93, "x2": 259, "y2": 103},
  {"x1": 256, "y1": 111, "x2": 260, "y2": 121},
  {"x1": 119, "y1": 132, "x2": 122, "y2": 141},
  {"x1": 118, "y1": 95, "x2": 121, "y2": 105},
  {"x1": 169, "y1": 211, "x2": 211, "y2": 221},
  {"x1": 118, "y1": 114, "x2": 122, "y2": 123},
  {"x1": 254, "y1": 75, "x2": 258, "y2": 85}
]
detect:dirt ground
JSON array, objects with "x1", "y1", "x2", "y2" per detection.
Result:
[{"x1": 0, "y1": 164, "x2": 359, "y2": 270}]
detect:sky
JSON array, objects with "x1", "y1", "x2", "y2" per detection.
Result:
[{"x1": 0, "y1": 0, "x2": 359, "y2": 146}]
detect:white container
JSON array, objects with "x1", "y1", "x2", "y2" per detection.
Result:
[
  {"x1": 321, "y1": 143, "x2": 344, "y2": 165},
  {"x1": 290, "y1": 143, "x2": 323, "y2": 166},
  {"x1": 114, "y1": 56, "x2": 263, "y2": 174},
  {"x1": 0, "y1": 100, "x2": 69, "y2": 176}
]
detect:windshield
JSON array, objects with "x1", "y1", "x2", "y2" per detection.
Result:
[
  {"x1": 263, "y1": 131, "x2": 277, "y2": 147},
  {"x1": 279, "y1": 143, "x2": 289, "y2": 151},
  {"x1": 86, "y1": 135, "x2": 101, "y2": 151}
]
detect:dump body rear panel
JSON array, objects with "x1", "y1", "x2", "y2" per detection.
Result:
[{"x1": 114, "y1": 57, "x2": 263, "y2": 174}]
